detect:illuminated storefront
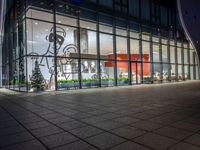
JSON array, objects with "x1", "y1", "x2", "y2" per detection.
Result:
[{"x1": 2, "y1": 0, "x2": 199, "y2": 92}]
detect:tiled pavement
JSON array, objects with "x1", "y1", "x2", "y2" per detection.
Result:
[{"x1": 1, "y1": 81, "x2": 200, "y2": 150}]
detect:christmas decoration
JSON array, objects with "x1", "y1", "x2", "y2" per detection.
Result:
[{"x1": 30, "y1": 60, "x2": 46, "y2": 92}]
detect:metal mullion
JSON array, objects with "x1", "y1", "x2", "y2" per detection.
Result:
[
  {"x1": 127, "y1": 25, "x2": 132, "y2": 85},
  {"x1": 150, "y1": 33, "x2": 154, "y2": 82},
  {"x1": 97, "y1": 13, "x2": 101, "y2": 87},
  {"x1": 167, "y1": 36, "x2": 171, "y2": 81},
  {"x1": 159, "y1": 32, "x2": 163, "y2": 81},
  {"x1": 113, "y1": 24, "x2": 117, "y2": 87},
  {"x1": 53, "y1": 0, "x2": 58, "y2": 91},
  {"x1": 187, "y1": 43, "x2": 190, "y2": 80},
  {"x1": 181, "y1": 42, "x2": 185, "y2": 80},
  {"x1": 77, "y1": 10, "x2": 82, "y2": 89},
  {"x1": 174, "y1": 40, "x2": 178, "y2": 81},
  {"x1": 139, "y1": 28, "x2": 143, "y2": 83}
]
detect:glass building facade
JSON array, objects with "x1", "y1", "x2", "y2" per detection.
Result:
[{"x1": 2, "y1": 0, "x2": 199, "y2": 92}]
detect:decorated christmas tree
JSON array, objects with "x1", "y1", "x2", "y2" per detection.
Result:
[{"x1": 30, "y1": 60, "x2": 46, "y2": 92}]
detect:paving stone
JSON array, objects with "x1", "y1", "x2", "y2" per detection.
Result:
[
  {"x1": 1, "y1": 140, "x2": 47, "y2": 150},
  {"x1": 53, "y1": 140, "x2": 97, "y2": 150},
  {"x1": 108, "y1": 141, "x2": 151, "y2": 150},
  {"x1": 24, "y1": 121, "x2": 52, "y2": 130},
  {"x1": 154, "y1": 126, "x2": 193, "y2": 140},
  {"x1": 184, "y1": 134, "x2": 200, "y2": 146},
  {"x1": 111, "y1": 126, "x2": 146, "y2": 139},
  {"x1": 133, "y1": 133, "x2": 178, "y2": 150},
  {"x1": 113, "y1": 116, "x2": 140, "y2": 125},
  {"x1": 0, "y1": 125, "x2": 26, "y2": 137},
  {"x1": 57, "y1": 120, "x2": 87, "y2": 131},
  {"x1": 81, "y1": 116, "x2": 107, "y2": 124},
  {"x1": 69, "y1": 126, "x2": 104, "y2": 139},
  {"x1": 40, "y1": 132, "x2": 78, "y2": 148},
  {"x1": 170, "y1": 121, "x2": 200, "y2": 132},
  {"x1": 85, "y1": 132, "x2": 125, "y2": 150},
  {"x1": 93, "y1": 120, "x2": 123, "y2": 131},
  {"x1": 131, "y1": 120, "x2": 164, "y2": 131},
  {"x1": 30, "y1": 125, "x2": 63, "y2": 138},
  {"x1": 0, "y1": 132, "x2": 34, "y2": 147},
  {"x1": 168, "y1": 142, "x2": 200, "y2": 150}
]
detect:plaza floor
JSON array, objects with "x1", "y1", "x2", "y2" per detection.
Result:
[{"x1": 1, "y1": 81, "x2": 200, "y2": 150}]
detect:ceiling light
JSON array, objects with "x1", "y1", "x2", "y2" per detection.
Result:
[
  {"x1": 34, "y1": 22, "x2": 38, "y2": 25},
  {"x1": 58, "y1": 21, "x2": 62, "y2": 23}
]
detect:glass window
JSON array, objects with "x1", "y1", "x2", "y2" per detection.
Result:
[
  {"x1": 116, "y1": 37, "x2": 127, "y2": 60},
  {"x1": 129, "y1": 0, "x2": 139, "y2": 17},
  {"x1": 142, "y1": 41, "x2": 150, "y2": 62},
  {"x1": 153, "y1": 63, "x2": 161, "y2": 82},
  {"x1": 178, "y1": 65, "x2": 183, "y2": 80},
  {"x1": 190, "y1": 50, "x2": 194, "y2": 64},
  {"x1": 81, "y1": 59, "x2": 99, "y2": 88},
  {"x1": 184, "y1": 49, "x2": 188, "y2": 64},
  {"x1": 153, "y1": 44, "x2": 159, "y2": 62},
  {"x1": 170, "y1": 46, "x2": 175, "y2": 63},
  {"x1": 99, "y1": 24, "x2": 113, "y2": 33},
  {"x1": 80, "y1": 30, "x2": 97, "y2": 57},
  {"x1": 162, "y1": 45, "x2": 168, "y2": 63},
  {"x1": 163, "y1": 63, "x2": 169, "y2": 81},
  {"x1": 26, "y1": 9, "x2": 53, "y2": 22},
  {"x1": 162, "y1": 39, "x2": 168, "y2": 44},
  {"x1": 27, "y1": 19, "x2": 54, "y2": 55},
  {"x1": 171, "y1": 64, "x2": 176, "y2": 80},
  {"x1": 100, "y1": 33, "x2": 113, "y2": 60},
  {"x1": 141, "y1": 0, "x2": 150, "y2": 20},
  {"x1": 117, "y1": 61, "x2": 129, "y2": 86},
  {"x1": 196, "y1": 66, "x2": 199, "y2": 79},
  {"x1": 177, "y1": 48, "x2": 182, "y2": 64},
  {"x1": 100, "y1": 60, "x2": 115, "y2": 87},
  {"x1": 143, "y1": 62, "x2": 151, "y2": 80},
  {"x1": 27, "y1": 56, "x2": 56, "y2": 91},
  {"x1": 130, "y1": 31, "x2": 139, "y2": 39},
  {"x1": 56, "y1": 15, "x2": 77, "y2": 27},
  {"x1": 80, "y1": 20, "x2": 96, "y2": 30},
  {"x1": 190, "y1": 66, "x2": 194, "y2": 80},
  {"x1": 57, "y1": 26, "x2": 78, "y2": 57},
  {"x1": 57, "y1": 59, "x2": 79, "y2": 90},
  {"x1": 142, "y1": 34, "x2": 150, "y2": 41},
  {"x1": 116, "y1": 28, "x2": 127, "y2": 36},
  {"x1": 131, "y1": 62, "x2": 141, "y2": 83},
  {"x1": 130, "y1": 39, "x2": 140, "y2": 60},
  {"x1": 160, "y1": 6, "x2": 168, "y2": 26},
  {"x1": 99, "y1": 0, "x2": 113, "y2": 8}
]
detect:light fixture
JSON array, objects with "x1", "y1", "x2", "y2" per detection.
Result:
[
  {"x1": 58, "y1": 21, "x2": 62, "y2": 23},
  {"x1": 45, "y1": 29, "x2": 49, "y2": 32},
  {"x1": 34, "y1": 22, "x2": 38, "y2": 25}
]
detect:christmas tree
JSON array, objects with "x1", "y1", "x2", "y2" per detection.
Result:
[{"x1": 30, "y1": 60, "x2": 46, "y2": 92}]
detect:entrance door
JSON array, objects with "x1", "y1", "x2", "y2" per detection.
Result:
[{"x1": 131, "y1": 62, "x2": 141, "y2": 84}]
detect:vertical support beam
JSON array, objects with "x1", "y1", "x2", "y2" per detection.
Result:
[
  {"x1": 96, "y1": 12, "x2": 101, "y2": 87},
  {"x1": 181, "y1": 42, "x2": 185, "y2": 80},
  {"x1": 149, "y1": 33, "x2": 154, "y2": 82},
  {"x1": 187, "y1": 43, "x2": 190, "y2": 80},
  {"x1": 127, "y1": 23, "x2": 132, "y2": 85},
  {"x1": 174, "y1": 40, "x2": 178, "y2": 81},
  {"x1": 77, "y1": 10, "x2": 82, "y2": 89},
  {"x1": 159, "y1": 32, "x2": 163, "y2": 81},
  {"x1": 53, "y1": 0, "x2": 58, "y2": 91},
  {"x1": 193, "y1": 52, "x2": 196, "y2": 80},
  {"x1": 113, "y1": 22, "x2": 117, "y2": 86},
  {"x1": 139, "y1": 29, "x2": 143, "y2": 83},
  {"x1": 167, "y1": 38, "x2": 171, "y2": 81}
]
